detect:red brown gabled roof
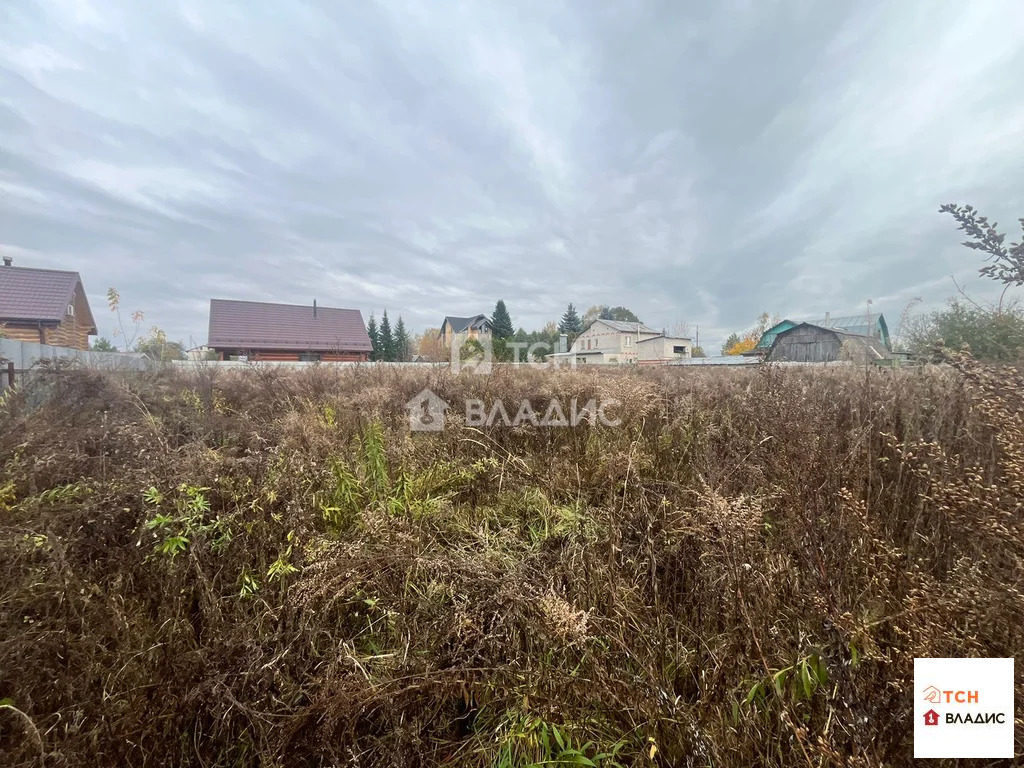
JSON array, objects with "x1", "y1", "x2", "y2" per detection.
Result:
[
  {"x1": 207, "y1": 298, "x2": 372, "y2": 352},
  {"x1": 0, "y1": 265, "x2": 97, "y2": 333}
]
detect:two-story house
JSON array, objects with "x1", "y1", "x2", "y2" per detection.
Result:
[
  {"x1": 438, "y1": 314, "x2": 493, "y2": 348},
  {"x1": 555, "y1": 319, "x2": 680, "y2": 365}
]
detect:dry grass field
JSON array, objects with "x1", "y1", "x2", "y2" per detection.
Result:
[{"x1": 1, "y1": 360, "x2": 1021, "y2": 766}]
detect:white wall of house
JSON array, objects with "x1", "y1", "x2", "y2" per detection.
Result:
[
  {"x1": 569, "y1": 321, "x2": 660, "y2": 364},
  {"x1": 637, "y1": 336, "x2": 692, "y2": 363}
]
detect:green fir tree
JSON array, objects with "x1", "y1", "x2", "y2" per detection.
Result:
[
  {"x1": 379, "y1": 310, "x2": 394, "y2": 361},
  {"x1": 394, "y1": 316, "x2": 411, "y2": 362},
  {"x1": 559, "y1": 303, "x2": 583, "y2": 340},
  {"x1": 367, "y1": 313, "x2": 380, "y2": 361},
  {"x1": 491, "y1": 300, "x2": 514, "y2": 339}
]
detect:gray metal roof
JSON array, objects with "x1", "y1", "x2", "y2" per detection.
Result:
[
  {"x1": 585, "y1": 319, "x2": 659, "y2": 334},
  {"x1": 671, "y1": 355, "x2": 760, "y2": 366},
  {"x1": 810, "y1": 313, "x2": 881, "y2": 334}
]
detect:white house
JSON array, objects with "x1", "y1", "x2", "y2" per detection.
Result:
[
  {"x1": 551, "y1": 319, "x2": 688, "y2": 365},
  {"x1": 636, "y1": 334, "x2": 693, "y2": 364}
]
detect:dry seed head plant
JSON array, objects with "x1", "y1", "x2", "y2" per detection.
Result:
[{"x1": 0, "y1": 361, "x2": 1022, "y2": 766}]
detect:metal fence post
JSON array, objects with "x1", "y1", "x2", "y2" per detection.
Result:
[{"x1": 6, "y1": 361, "x2": 13, "y2": 389}]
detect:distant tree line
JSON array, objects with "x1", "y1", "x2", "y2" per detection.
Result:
[{"x1": 408, "y1": 300, "x2": 649, "y2": 361}]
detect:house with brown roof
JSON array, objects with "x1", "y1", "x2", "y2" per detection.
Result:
[
  {"x1": 207, "y1": 298, "x2": 372, "y2": 361},
  {"x1": 0, "y1": 257, "x2": 97, "y2": 350}
]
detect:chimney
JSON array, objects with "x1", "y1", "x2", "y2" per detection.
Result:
[
  {"x1": 558, "y1": 333, "x2": 568, "y2": 353},
  {"x1": 313, "y1": 299, "x2": 317, "y2": 319},
  {"x1": 2, "y1": 256, "x2": 12, "y2": 267},
  {"x1": 824, "y1": 311, "x2": 831, "y2": 325}
]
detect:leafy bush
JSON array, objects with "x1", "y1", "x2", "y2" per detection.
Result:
[{"x1": 904, "y1": 298, "x2": 1024, "y2": 362}]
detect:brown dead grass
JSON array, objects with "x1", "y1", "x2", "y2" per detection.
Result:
[{"x1": 0, "y1": 359, "x2": 1021, "y2": 766}]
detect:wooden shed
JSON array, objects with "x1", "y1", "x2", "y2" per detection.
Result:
[
  {"x1": 767, "y1": 323, "x2": 891, "y2": 364},
  {"x1": 753, "y1": 312, "x2": 890, "y2": 353}
]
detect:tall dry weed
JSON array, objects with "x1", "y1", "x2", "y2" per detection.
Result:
[{"x1": 0, "y1": 361, "x2": 1020, "y2": 766}]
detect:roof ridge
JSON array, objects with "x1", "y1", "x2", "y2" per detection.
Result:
[
  {"x1": 211, "y1": 297, "x2": 359, "y2": 312},
  {"x1": 1, "y1": 265, "x2": 82, "y2": 277}
]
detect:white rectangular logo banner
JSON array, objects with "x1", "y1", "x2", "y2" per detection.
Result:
[{"x1": 914, "y1": 657, "x2": 1014, "y2": 759}]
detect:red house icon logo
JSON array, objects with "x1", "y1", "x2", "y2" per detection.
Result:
[{"x1": 924, "y1": 709, "x2": 940, "y2": 726}]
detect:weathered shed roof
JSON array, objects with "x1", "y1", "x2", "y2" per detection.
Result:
[
  {"x1": 0, "y1": 264, "x2": 97, "y2": 333},
  {"x1": 208, "y1": 299, "x2": 371, "y2": 352}
]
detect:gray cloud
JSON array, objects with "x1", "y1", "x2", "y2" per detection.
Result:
[{"x1": 2, "y1": 0, "x2": 1022, "y2": 351}]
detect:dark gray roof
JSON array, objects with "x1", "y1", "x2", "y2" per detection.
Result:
[
  {"x1": 441, "y1": 314, "x2": 491, "y2": 333},
  {"x1": 0, "y1": 264, "x2": 96, "y2": 332},
  {"x1": 582, "y1": 319, "x2": 659, "y2": 334},
  {"x1": 208, "y1": 299, "x2": 371, "y2": 351}
]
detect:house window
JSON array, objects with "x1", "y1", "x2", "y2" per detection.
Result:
[
  {"x1": 67, "y1": 304, "x2": 75, "y2": 317},
  {"x1": 673, "y1": 345, "x2": 688, "y2": 355},
  {"x1": 625, "y1": 336, "x2": 631, "y2": 347},
  {"x1": 298, "y1": 352, "x2": 322, "y2": 362}
]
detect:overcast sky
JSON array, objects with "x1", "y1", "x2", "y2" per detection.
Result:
[{"x1": 2, "y1": 0, "x2": 1022, "y2": 351}]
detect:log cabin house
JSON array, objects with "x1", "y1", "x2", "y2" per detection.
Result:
[
  {"x1": 207, "y1": 298, "x2": 372, "y2": 361},
  {"x1": 0, "y1": 257, "x2": 97, "y2": 350}
]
